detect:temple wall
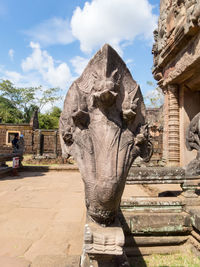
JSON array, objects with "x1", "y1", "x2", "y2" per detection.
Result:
[
  {"x1": 0, "y1": 124, "x2": 33, "y2": 154},
  {"x1": 0, "y1": 108, "x2": 163, "y2": 164},
  {"x1": 0, "y1": 124, "x2": 62, "y2": 156},
  {"x1": 152, "y1": 0, "x2": 200, "y2": 167}
]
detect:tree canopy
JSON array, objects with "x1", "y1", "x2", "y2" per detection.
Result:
[
  {"x1": 144, "y1": 81, "x2": 164, "y2": 108},
  {"x1": 38, "y1": 106, "x2": 62, "y2": 129},
  {"x1": 0, "y1": 95, "x2": 23, "y2": 123},
  {"x1": 0, "y1": 79, "x2": 62, "y2": 127}
]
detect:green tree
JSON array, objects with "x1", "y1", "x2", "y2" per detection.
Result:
[
  {"x1": 0, "y1": 80, "x2": 61, "y2": 123},
  {"x1": 38, "y1": 106, "x2": 62, "y2": 129},
  {"x1": 0, "y1": 96, "x2": 23, "y2": 123},
  {"x1": 144, "y1": 81, "x2": 164, "y2": 108}
]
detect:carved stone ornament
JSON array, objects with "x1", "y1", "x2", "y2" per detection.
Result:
[
  {"x1": 152, "y1": 0, "x2": 200, "y2": 85},
  {"x1": 60, "y1": 44, "x2": 152, "y2": 227},
  {"x1": 186, "y1": 112, "x2": 200, "y2": 175}
]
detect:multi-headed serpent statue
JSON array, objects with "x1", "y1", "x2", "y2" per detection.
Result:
[{"x1": 59, "y1": 44, "x2": 152, "y2": 265}]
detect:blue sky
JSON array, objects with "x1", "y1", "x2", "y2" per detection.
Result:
[{"x1": 0, "y1": 0, "x2": 160, "y2": 111}]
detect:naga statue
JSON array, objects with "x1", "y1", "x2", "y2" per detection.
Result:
[
  {"x1": 186, "y1": 112, "x2": 200, "y2": 175},
  {"x1": 59, "y1": 44, "x2": 152, "y2": 266}
]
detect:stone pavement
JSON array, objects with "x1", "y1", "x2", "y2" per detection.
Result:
[{"x1": 0, "y1": 170, "x2": 180, "y2": 266}]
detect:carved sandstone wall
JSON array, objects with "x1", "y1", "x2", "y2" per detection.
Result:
[
  {"x1": 153, "y1": 0, "x2": 200, "y2": 167},
  {"x1": 0, "y1": 124, "x2": 34, "y2": 154},
  {"x1": 0, "y1": 124, "x2": 62, "y2": 156}
]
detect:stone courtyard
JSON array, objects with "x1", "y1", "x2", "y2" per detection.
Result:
[{"x1": 0, "y1": 170, "x2": 167, "y2": 267}]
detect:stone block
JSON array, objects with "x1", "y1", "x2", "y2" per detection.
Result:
[{"x1": 122, "y1": 212, "x2": 191, "y2": 234}]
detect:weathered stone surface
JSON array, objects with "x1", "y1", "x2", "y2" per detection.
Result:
[
  {"x1": 121, "y1": 197, "x2": 183, "y2": 213},
  {"x1": 60, "y1": 44, "x2": 151, "y2": 226},
  {"x1": 181, "y1": 180, "x2": 199, "y2": 198},
  {"x1": 83, "y1": 218, "x2": 124, "y2": 255},
  {"x1": 29, "y1": 109, "x2": 39, "y2": 130},
  {"x1": 127, "y1": 166, "x2": 186, "y2": 184},
  {"x1": 152, "y1": 0, "x2": 200, "y2": 86},
  {"x1": 80, "y1": 217, "x2": 130, "y2": 266},
  {"x1": 186, "y1": 112, "x2": 200, "y2": 175},
  {"x1": 152, "y1": 0, "x2": 200, "y2": 168},
  {"x1": 122, "y1": 212, "x2": 191, "y2": 234},
  {"x1": 31, "y1": 255, "x2": 80, "y2": 267},
  {"x1": 125, "y1": 235, "x2": 188, "y2": 247},
  {"x1": 0, "y1": 256, "x2": 31, "y2": 267}
]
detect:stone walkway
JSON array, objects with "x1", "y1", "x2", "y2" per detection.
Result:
[{"x1": 0, "y1": 170, "x2": 179, "y2": 266}]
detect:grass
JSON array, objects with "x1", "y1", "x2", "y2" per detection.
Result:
[{"x1": 129, "y1": 251, "x2": 200, "y2": 267}]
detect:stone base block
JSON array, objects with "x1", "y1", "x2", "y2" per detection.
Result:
[
  {"x1": 83, "y1": 218, "x2": 125, "y2": 255},
  {"x1": 81, "y1": 217, "x2": 129, "y2": 267}
]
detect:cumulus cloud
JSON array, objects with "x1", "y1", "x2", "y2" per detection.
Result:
[
  {"x1": 70, "y1": 56, "x2": 89, "y2": 75},
  {"x1": 21, "y1": 42, "x2": 72, "y2": 89},
  {"x1": 4, "y1": 70, "x2": 22, "y2": 83},
  {"x1": 8, "y1": 49, "x2": 14, "y2": 61},
  {"x1": 71, "y1": 0, "x2": 157, "y2": 54},
  {"x1": 24, "y1": 17, "x2": 74, "y2": 46},
  {"x1": 0, "y1": 65, "x2": 39, "y2": 89}
]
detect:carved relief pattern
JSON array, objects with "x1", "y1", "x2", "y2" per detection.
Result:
[
  {"x1": 168, "y1": 84, "x2": 180, "y2": 165},
  {"x1": 152, "y1": 0, "x2": 200, "y2": 84}
]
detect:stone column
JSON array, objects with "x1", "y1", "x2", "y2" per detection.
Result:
[
  {"x1": 168, "y1": 84, "x2": 180, "y2": 166},
  {"x1": 162, "y1": 87, "x2": 169, "y2": 164},
  {"x1": 179, "y1": 85, "x2": 185, "y2": 166}
]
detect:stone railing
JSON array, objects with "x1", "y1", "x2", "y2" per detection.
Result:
[{"x1": 127, "y1": 166, "x2": 200, "y2": 198}]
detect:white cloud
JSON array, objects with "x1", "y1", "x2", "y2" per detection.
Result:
[
  {"x1": 125, "y1": 59, "x2": 133, "y2": 65},
  {"x1": 70, "y1": 56, "x2": 89, "y2": 75},
  {"x1": 24, "y1": 17, "x2": 74, "y2": 46},
  {"x1": 21, "y1": 42, "x2": 72, "y2": 89},
  {"x1": 4, "y1": 70, "x2": 22, "y2": 84},
  {"x1": 8, "y1": 49, "x2": 14, "y2": 61},
  {"x1": 0, "y1": 65, "x2": 44, "y2": 88},
  {"x1": 71, "y1": 0, "x2": 157, "y2": 54}
]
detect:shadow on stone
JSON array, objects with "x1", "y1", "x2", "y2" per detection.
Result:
[
  {"x1": 119, "y1": 209, "x2": 147, "y2": 267},
  {"x1": 158, "y1": 190, "x2": 182, "y2": 197}
]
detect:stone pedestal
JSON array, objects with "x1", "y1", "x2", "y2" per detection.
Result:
[{"x1": 80, "y1": 218, "x2": 129, "y2": 267}]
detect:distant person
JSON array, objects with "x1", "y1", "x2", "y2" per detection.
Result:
[{"x1": 12, "y1": 133, "x2": 19, "y2": 153}]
